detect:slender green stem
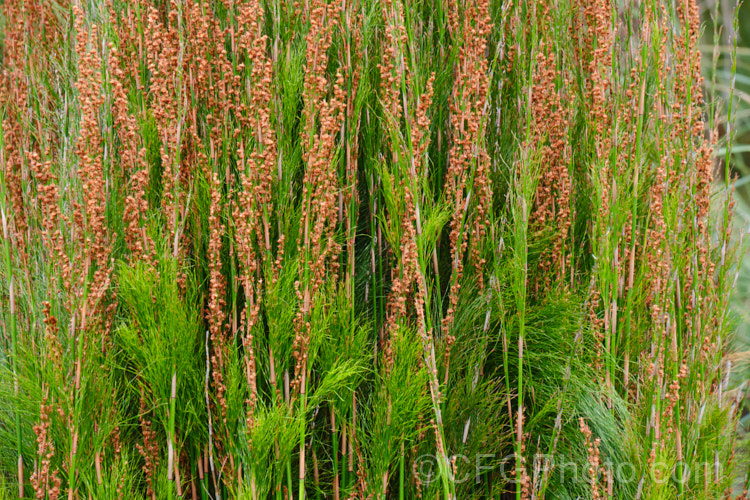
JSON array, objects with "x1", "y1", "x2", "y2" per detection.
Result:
[
  {"x1": 399, "y1": 441, "x2": 404, "y2": 500},
  {"x1": 299, "y1": 367, "x2": 307, "y2": 500},
  {"x1": 0, "y1": 189, "x2": 22, "y2": 498}
]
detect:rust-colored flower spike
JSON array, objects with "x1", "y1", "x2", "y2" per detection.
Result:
[
  {"x1": 0, "y1": 0, "x2": 34, "y2": 264},
  {"x1": 411, "y1": 76, "x2": 436, "y2": 337},
  {"x1": 73, "y1": 6, "x2": 113, "y2": 315},
  {"x1": 382, "y1": 76, "x2": 435, "y2": 368},
  {"x1": 201, "y1": 12, "x2": 237, "y2": 160},
  {"x1": 28, "y1": 151, "x2": 72, "y2": 293},
  {"x1": 30, "y1": 390, "x2": 62, "y2": 500},
  {"x1": 446, "y1": 0, "x2": 459, "y2": 36},
  {"x1": 376, "y1": 0, "x2": 411, "y2": 370},
  {"x1": 515, "y1": 429, "x2": 531, "y2": 500},
  {"x1": 207, "y1": 170, "x2": 229, "y2": 422},
  {"x1": 2, "y1": 0, "x2": 65, "y2": 266},
  {"x1": 235, "y1": 142, "x2": 261, "y2": 428},
  {"x1": 136, "y1": 393, "x2": 160, "y2": 500},
  {"x1": 379, "y1": 0, "x2": 406, "y2": 134},
  {"x1": 463, "y1": 1, "x2": 493, "y2": 283},
  {"x1": 443, "y1": 0, "x2": 492, "y2": 343},
  {"x1": 411, "y1": 74, "x2": 435, "y2": 180},
  {"x1": 108, "y1": 1, "x2": 140, "y2": 82},
  {"x1": 573, "y1": 0, "x2": 614, "y2": 228},
  {"x1": 238, "y1": 0, "x2": 277, "y2": 262},
  {"x1": 234, "y1": 0, "x2": 277, "y2": 432},
  {"x1": 576, "y1": 0, "x2": 613, "y2": 141},
  {"x1": 382, "y1": 186, "x2": 419, "y2": 370},
  {"x1": 645, "y1": 148, "x2": 670, "y2": 313},
  {"x1": 41, "y1": 301, "x2": 63, "y2": 373},
  {"x1": 530, "y1": 35, "x2": 572, "y2": 284},
  {"x1": 579, "y1": 417, "x2": 603, "y2": 500},
  {"x1": 144, "y1": 1, "x2": 184, "y2": 247},
  {"x1": 293, "y1": 0, "x2": 345, "y2": 393},
  {"x1": 109, "y1": 19, "x2": 152, "y2": 261},
  {"x1": 674, "y1": 0, "x2": 714, "y2": 289}
]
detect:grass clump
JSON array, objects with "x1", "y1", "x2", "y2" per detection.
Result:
[{"x1": 0, "y1": 0, "x2": 745, "y2": 498}]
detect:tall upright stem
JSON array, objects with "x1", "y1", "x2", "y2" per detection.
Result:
[
  {"x1": 168, "y1": 370, "x2": 177, "y2": 500},
  {"x1": 299, "y1": 365, "x2": 307, "y2": 500}
]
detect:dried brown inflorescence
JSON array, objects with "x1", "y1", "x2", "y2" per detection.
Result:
[
  {"x1": 234, "y1": 0, "x2": 278, "y2": 433},
  {"x1": 674, "y1": 1, "x2": 718, "y2": 343},
  {"x1": 137, "y1": 393, "x2": 160, "y2": 500},
  {"x1": 378, "y1": 0, "x2": 408, "y2": 366},
  {"x1": 443, "y1": 0, "x2": 492, "y2": 340},
  {"x1": 634, "y1": 1, "x2": 723, "y2": 419},
  {"x1": 41, "y1": 301, "x2": 63, "y2": 373},
  {"x1": 0, "y1": 0, "x2": 741, "y2": 498},
  {"x1": 30, "y1": 391, "x2": 62, "y2": 500},
  {"x1": 382, "y1": 76, "x2": 436, "y2": 370},
  {"x1": 379, "y1": 0, "x2": 406, "y2": 133},
  {"x1": 73, "y1": 6, "x2": 113, "y2": 318},
  {"x1": 145, "y1": 3, "x2": 182, "y2": 243},
  {"x1": 575, "y1": 0, "x2": 613, "y2": 141},
  {"x1": 28, "y1": 152, "x2": 72, "y2": 292},
  {"x1": 530, "y1": 26, "x2": 573, "y2": 285},
  {"x1": 292, "y1": 0, "x2": 345, "y2": 394},
  {"x1": 208, "y1": 171, "x2": 229, "y2": 422},
  {"x1": 572, "y1": 0, "x2": 615, "y2": 241},
  {"x1": 579, "y1": 417, "x2": 604, "y2": 500},
  {"x1": 0, "y1": 0, "x2": 60, "y2": 262},
  {"x1": 109, "y1": 7, "x2": 152, "y2": 261}
]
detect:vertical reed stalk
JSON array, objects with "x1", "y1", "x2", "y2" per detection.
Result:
[{"x1": 168, "y1": 370, "x2": 177, "y2": 500}]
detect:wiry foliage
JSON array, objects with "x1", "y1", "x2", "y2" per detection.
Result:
[{"x1": 0, "y1": 0, "x2": 744, "y2": 499}]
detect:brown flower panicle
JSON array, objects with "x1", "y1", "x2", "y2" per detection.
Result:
[
  {"x1": 30, "y1": 391, "x2": 62, "y2": 500},
  {"x1": 443, "y1": 0, "x2": 492, "y2": 347},
  {"x1": 579, "y1": 417, "x2": 604, "y2": 500},
  {"x1": 73, "y1": 7, "x2": 113, "y2": 318},
  {"x1": 136, "y1": 393, "x2": 160, "y2": 499},
  {"x1": 530, "y1": 38, "x2": 572, "y2": 285},
  {"x1": 108, "y1": 15, "x2": 152, "y2": 260},
  {"x1": 234, "y1": 0, "x2": 278, "y2": 432},
  {"x1": 293, "y1": 0, "x2": 345, "y2": 394}
]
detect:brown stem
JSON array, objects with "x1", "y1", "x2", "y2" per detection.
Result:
[
  {"x1": 349, "y1": 391, "x2": 355, "y2": 474},
  {"x1": 175, "y1": 454, "x2": 183, "y2": 497},
  {"x1": 312, "y1": 445, "x2": 320, "y2": 489},
  {"x1": 204, "y1": 332, "x2": 221, "y2": 500},
  {"x1": 191, "y1": 462, "x2": 198, "y2": 500},
  {"x1": 95, "y1": 451, "x2": 102, "y2": 485},
  {"x1": 17, "y1": 456, "x2": 23, "y2": 499},
  {"x1": 67, "y1": 428, "x2": 78, "y2": 500},
  {"x1": 331, "y1": 409, "x2": 340, "y2": 500}
]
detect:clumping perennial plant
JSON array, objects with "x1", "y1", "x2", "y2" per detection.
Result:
[{"x1": 0, "y1": 0, "x2": 746, "y2": 499}]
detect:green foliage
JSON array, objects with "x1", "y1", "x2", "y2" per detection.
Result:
[{"x1": 0, "y1": 0, "x2": 744, "y2": 499}]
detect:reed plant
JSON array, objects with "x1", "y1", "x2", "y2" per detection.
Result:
[{"x1": 0, "y1": 0, "x2": 746, "y2": 498}]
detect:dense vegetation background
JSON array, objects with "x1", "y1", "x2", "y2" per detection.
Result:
[
  {"x1": 712, "y1": 0, "x2": 750, "y2": 478},
  {"x1": 0, "y1": 0, "x2": 747, "y2": 499}
]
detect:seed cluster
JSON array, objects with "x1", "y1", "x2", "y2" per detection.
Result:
[{"x1": 0, "y1": 0, "x2": 743, "y2": 499}]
